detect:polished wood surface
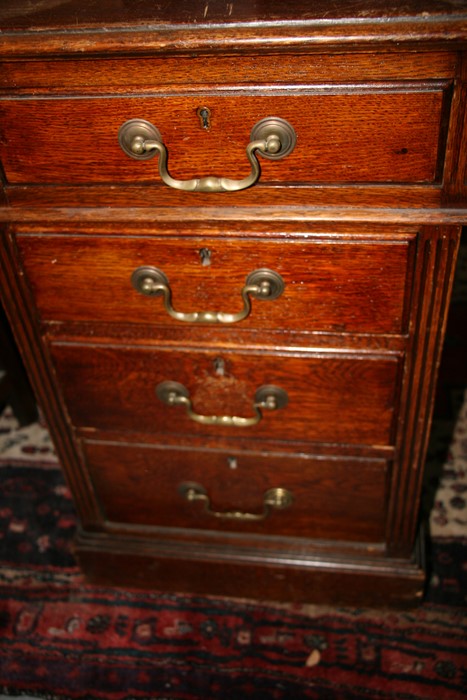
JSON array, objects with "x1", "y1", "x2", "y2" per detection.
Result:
[
  {"x1": 0, "y1": 52, "x2": 458, "y2": 92},
  {"x1": 83, "y1": 440, "x2": 388, "y2": 542},
  {"x1": 17, "y1": 232, "x2": 414, "y2": 334},
  {"x1": 1, "y1": 0, "x2": 464, "y2": 30},
  {"x1": 0, "y1": 1, "x2": 465, "y2": 606},
  {"x1": 0, "y1": 90, "x2": 447, "y2": 186},
  {"x1": 49, "y1": 342, "x2": 401, "y2": 446},
  {"x1": 0, "y1": 1, "x2": 465, "y2": 58}
]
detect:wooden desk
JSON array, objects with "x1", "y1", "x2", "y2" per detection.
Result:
[{"x1": 1, "y1": 1, "x2": 466, "y2": 606}]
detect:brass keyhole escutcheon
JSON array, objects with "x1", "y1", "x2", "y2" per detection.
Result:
[
  {"x1": 197, "y1": 106, "x2": 211, "y2": 130},
  {"x1": 199, "y1": 248, "x2": 212, "y2": 266}
]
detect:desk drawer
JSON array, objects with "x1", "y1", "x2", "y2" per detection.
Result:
[
  {"x1": 50, "y1": 343, "x2": 401, "y2": 447},
  {"x1": 0, "y1": 87, "x2": 447, "y2": 186},
  {"x1": 83, "y1": 439, "x2": 388, "y2": 543},
  {"x1": 18, "y1": 233, "x2": 414, "y2": 335}
]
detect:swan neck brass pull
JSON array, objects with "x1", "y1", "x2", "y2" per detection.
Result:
[
  {"x1": 156, "y1": 382, "x2": 288, "y2": 427},
  {"x1": 179, "y1": 482, "x2": 293, "y2": 521},
  {"x1": 131, "y1": 267, "x2": 285, "y2": 324},
  {"x1": 118, "y1": 117, "x2": 296, "y2": 193}
]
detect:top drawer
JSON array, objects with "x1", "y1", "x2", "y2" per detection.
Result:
[{"x1": 0, "y1": 86, "x2": 449, "y2": 187}]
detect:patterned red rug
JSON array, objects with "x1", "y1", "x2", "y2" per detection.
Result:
[
  {"x1": 0, "y1": 464, "x2": 466, "y2": 699},
  {"x1": 0, "y1": 576, "x2": 466, "y2": 700}
]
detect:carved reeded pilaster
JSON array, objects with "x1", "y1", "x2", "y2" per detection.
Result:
[{"x1": 386, "y1": 225, "x2": 461, "y2": 557}]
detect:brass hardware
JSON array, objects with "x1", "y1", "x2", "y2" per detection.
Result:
[
  {"x1": 213, "y1": 357, "x2": 225, "y2": 376},
  {"x1": 156, "y1": 382, "x2": 288, "y2": 427},
  {"x1": 118, "y1": 119, "x2": 161, "y2": 161},
  {"x1": 179, "y1": 482, "x2": 293, "y2": 521},
  {"x1": 118, "y1": 117, "x2": 296, "y2": 193},
  {"x1": 131, "y1": 266, "x2": 285, "y2": 324},
  {"x1": 199, "y1": 248, "x2": 212, "y2": 266},
  {"x1": 249, "y1": 117, "x2": 296, "y2": 160},
  {"x1": 197, "y1": 106, "x2": 211, "y2": 130}
]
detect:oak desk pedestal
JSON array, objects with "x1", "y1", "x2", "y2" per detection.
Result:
[{"x1": 0, "y1": 1, "x2": 466, "y2": 607}]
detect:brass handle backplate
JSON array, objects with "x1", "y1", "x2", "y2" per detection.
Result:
[
  {"x1": 118, "y1": 117, "x2": 296, "y2": 193},
  {"x1": 179, "y1": 482, "x2": 293, "y2": 521},
  {"x1": 156, "y1": 381, "x2": 288, "y2": 427},
  {"x1": 131, "y1": 266, "x2": 285, "y2": 324}
]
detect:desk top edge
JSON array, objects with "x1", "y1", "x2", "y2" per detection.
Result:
[{"x1": 0, "y1": 1, "x2": 466, "y2": 58}]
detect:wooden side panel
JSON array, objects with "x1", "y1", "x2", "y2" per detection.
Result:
[
  {"x1": 0, "y1": 226, "x2": 103, "y2": 528},
  {"x1": 387, "y1": 225, "x2": 461, "y2": 556}
]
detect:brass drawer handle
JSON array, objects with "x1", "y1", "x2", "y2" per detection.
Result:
[
  {"x1": 156, "y1": 381, "x2": 288, "y2": 427},
  {"x1": 179, "y1": 482, "x2": 293, "y2": 521},
  {"x1": 118, "y1": 117, "x2": 296, "y2": 193},
  {"x1": 131, "y1": 266, "x2": 285, "y2": 324}
]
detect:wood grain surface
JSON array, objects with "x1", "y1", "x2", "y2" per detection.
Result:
[
  {"x1": 0, "y1": 90, "x2": 447, "y2": 185},
  {"x1": 0, "y1": 53, "x2": 457, "y2": 94},
  {"x1": 0, "y1": 1, "x2": 465, "y2": 58},
  {"x1": 49, "y1": 342, "x2": 401, "y2": 447},
  {"x1": 82, "y1": 439, "x2": 388, "y2": 542},
  {"x1": 0, "y1": 1, "x2": 465, "y2": 605},
  {"x1": 1, "y1": 0, "x2": 465, "y2": 31},
  {"x1": 17, "y1": 232, "x2": 415, "y2": 334}
]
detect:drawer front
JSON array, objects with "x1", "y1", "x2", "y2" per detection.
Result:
[
  {"x1": 0, "y1": 88, "x2": 447, "y2": 186},
  {"x1": 50, "y1": 343, "x2": 401, "y2": 447},
  {"x1": 83, "y1": 440, "x2": 388, "y2": 542},
  {"x1": 17, "y1": 233, "x2": 414, "y2": 335}
]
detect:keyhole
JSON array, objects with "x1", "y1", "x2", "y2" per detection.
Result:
[
  {"x1": 197, "y1": 106, "x2": 211, "y2": 130},
  {"x1": 213, "y1": 358, "x2": 225, "y2": 376},
  {"x1": 199, "y1": 248, "x2": 212, "y2": 266},
  {"x1": 227, "y1": 457, "x2": 238, "y2": 470}
]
